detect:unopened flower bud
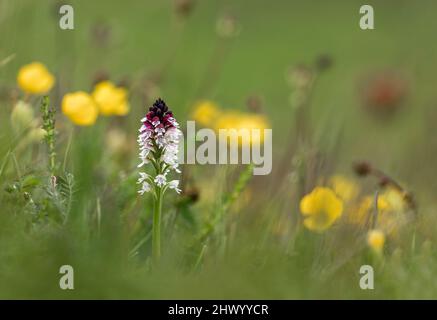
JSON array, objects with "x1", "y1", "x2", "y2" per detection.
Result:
[
  {"x1": 315, "y1": 54, "x2": 333, "y2": 72},
  {"x1": 27, "y1": 128, "x2": 47, "y2": 143},
  {"x1": 353, "y1": 161, "x2": 372, "y2": 177},
  {"x1": 11, "y1": 100, "x2": 34, "y2": 132}
]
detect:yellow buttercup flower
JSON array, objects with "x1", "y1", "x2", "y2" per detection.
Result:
[
  {"x1": 300, "y1": 187, "x2": 343, "y2": 232},
  {"x1": 192, "y1": 100, "x2": 221, "y2": 126},
  {"x1": 215, "y1": 111, "x2": 269, "y2": 146},
  {"x1": 92, "y1": 81, "x2": 129, "y2": 116},
  {"x1": 62, "y1": 91, "x2": 99, "y2": 126},
  {"x1": 17, "y1": 62, "x2": 55, "y2": 94},
  {"x1": 329, "y1": 175, "x2": 359, "y2": 202},
  {"x1": 236, "y1": 114, "x2": 269, "y2": 144},
  {"x1": 367, "y1": 229, "x2": 385, "y2": 254}
]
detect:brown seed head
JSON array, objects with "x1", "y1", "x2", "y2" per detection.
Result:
[{"x1": 353, "y1": 161, "x2": 372, "y2": 177}]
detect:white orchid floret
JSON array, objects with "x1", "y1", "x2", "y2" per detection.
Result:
[
  {"x1": 168, "y1": 180, "x2": 181, "y2": 194},
  {"x1": 164, "y1": 127, "x2": 181, "y2": 143},
  {"x1": 138, "y1": 181, "x2": 151, "y2": 195},
  {"x1": 154, "y1": 174, "x2": 167, "y2": 187},
  {"x1": 167, "y1": 117, "x2": 179, "y2": 127},
  {"x1": 155, "y1": 127, "x2": 166, "y2": 135},
  {"x1": 155, "y1": 135, "x2": 166, "y2": 148},
  {"x1": 137, "y1": 172, "x2": 150, "y2": 184}
]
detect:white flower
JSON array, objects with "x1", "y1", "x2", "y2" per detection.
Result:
[
  {"x1": 155, "y1": 127, "x2": 166, "y2": 135},
  {"x1": 165, "y1": 127, "x2": 181, "y2": 143},
  {"x1": 167, "y1": 117, "x2": 179, "y2": 128},
  {"x1": 168, "y1": 180, "x2": 181, "y2": 194},
  {"x1": 155, "y1": 135, "x2": 166, "y2": 148},
  {"x1": 138, "y1": 181, "x2": 151, "y2": 195},
  {"x1": 138, "y1": 162, "x2": 148, "y2": 168},
  {"x1": 163, "y1": 149, "x2": 177, "y2": 164},
  {"x1": 154, "y1": 174, "x2": 167, "y2": 187},
  {"x1": 137, "y1": 172, "x2": 149, "y2": 184},
  {"x1": 137, "y1": 99, "x2": 182, "y2": 196}
]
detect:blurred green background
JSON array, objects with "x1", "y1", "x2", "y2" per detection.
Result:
[{"x1": 0, "y1": 0, "x2": 437, "y2": 299}]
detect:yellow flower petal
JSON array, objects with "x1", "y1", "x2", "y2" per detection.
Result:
[
  {"x1": 62, "y1": 91, "x2": 98, "y2": 126},
  {"x1": 92, "y1": 81, "x2": 129, "y2": 116},
  {"x1": 192, "y1": 100, "x2": 221, "y2": 126},
  {"x1": 300, "y1": 187, "x2": 343, "y2": 232},
  {"x1": 214, "y1": 111, "x2": 270, "y2": 146},
  {"x1": 329, "y1": 175, "x2": 359, "y2": 202},
  {"x1": 350, "y1": 195, "x2": 390, "y2": 225}
]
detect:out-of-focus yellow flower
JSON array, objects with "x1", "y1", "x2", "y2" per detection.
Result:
[
  {"x1": 329, "y1": 175, "x2": 359, "y2": 202},
  {"x1": 215, "y1": 111, "x2": 269, "y2": 145},
  {"x1": 214, "y1": 111, "x2": 242, "y2": 130},
  {"x1": 381, "y1": 187, "x2": 407, "y2": 213},
  {"x1": 17, "y1": 62, "x2": 55, "y2": 94},
  {"x1": 62, "y1": 91, "x2": 98, "y2": 126},
  {"x1": 300, "y1": 187, "x2": 343, "y2": 232},
  {"x1": 92, "y1": 81, "x2": 129, "y2": 116},
  {"x1": 350, "y1": 195, "x2": 390, "y2": 224},
  {"x1": 350, "y1": 193, "x2": 405, "y2": 237},
  {"x1": 11, "y1": 100, "x2": 35, "y2": 131},
  {"x1": 367, "y1": 229, "x2": 385, "y2": 254},
  {"x1": 192, "y1": 100, "x2": 221, "y2": 126},
  {"x1": 236, "y1": 114, "x2": 269, "y2": 145}
]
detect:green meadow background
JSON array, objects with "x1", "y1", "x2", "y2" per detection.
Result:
[{"x1": 0, "y1": 0, "x2": 437, "y2": 299}]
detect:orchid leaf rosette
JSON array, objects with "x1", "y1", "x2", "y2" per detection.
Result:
[{"x1": 137, "y1": 98, "x2": 182, "y2": 262}]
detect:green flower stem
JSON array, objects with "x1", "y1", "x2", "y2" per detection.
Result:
[
  {"x1": 40, "y1": 96, "x2": 56, "y2": 176},
  {"x1": 152, "y1": 187, "x2": 163, "y2": 264}
]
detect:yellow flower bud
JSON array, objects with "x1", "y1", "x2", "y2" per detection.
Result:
[
  {"x1": 367, "y1": 229, "x2": 385, "y2": 254},
  {"x1": 62, "y1": 91, "x2": 99, "y2": 126},
  {"x1": 17, "y1": 62, "x2": 55, "y2": 94}
]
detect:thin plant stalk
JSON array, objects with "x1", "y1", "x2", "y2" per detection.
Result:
[{"x1": 152, "y1": 187, "x2": 163, "y2": 263}]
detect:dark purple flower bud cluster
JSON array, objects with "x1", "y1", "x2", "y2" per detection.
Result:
[{"x1": 142, "y1": 98, "x2": 177, "y2": 134}]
